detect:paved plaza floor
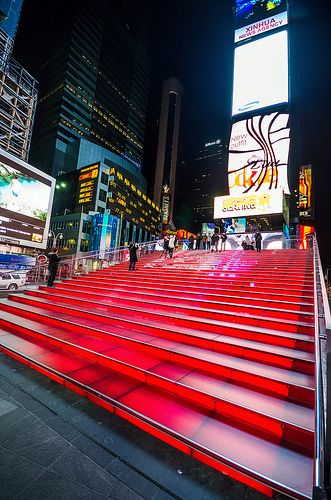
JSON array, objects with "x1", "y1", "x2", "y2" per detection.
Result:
[{"x1": 0, "y1": 351, "x2": 286, "y2": 500}]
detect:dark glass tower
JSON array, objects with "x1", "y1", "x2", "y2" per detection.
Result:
[
  {"x1": 14, "y1": 0, "x2": 150, "y2": 176},
  {"x1": 193, "y1": 139, "x2": 224, "y2": 231}
]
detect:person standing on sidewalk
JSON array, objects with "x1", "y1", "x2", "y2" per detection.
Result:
[
  {"x1": 128, "y1": 242, "x2": 138, "y2": 270},
  {"x1": 47, "y1": 247, "x2": 61, "y2": 287}
]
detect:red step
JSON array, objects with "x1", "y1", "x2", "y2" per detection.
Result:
[
  {"x1": 0, "y1": 309, "x2": 314, "y2": 453},
  {"x1": 0, "y1": 247, "x2": 317, "y2": 499},
  {"x1": 24, "y1": 288, "x2": 315, "y2": 335},
  {"x1": 1, "y1": 297, "x2": 315, "y2": 405}
]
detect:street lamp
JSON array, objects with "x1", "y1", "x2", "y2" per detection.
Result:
[{"x1": 48, "y1": 231, "x2": 63, "y2": 247}]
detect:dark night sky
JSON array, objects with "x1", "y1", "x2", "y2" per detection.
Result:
[{"x1": 13, "y1": 0, "x2": 331, "y2": 264}]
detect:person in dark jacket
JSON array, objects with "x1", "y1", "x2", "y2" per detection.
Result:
[
  {"x1": 128, "y1": 242, "x2": 138, "y2": 270},
  {"x1": 220, "y1": 233, "x2": 227, "y2": 251},
  {"x1": 255, "y1": 230, "x2": 262, "y2": 252},
  {"x1": 47, "y1": 247, "x2": 61, "y2": 287}
]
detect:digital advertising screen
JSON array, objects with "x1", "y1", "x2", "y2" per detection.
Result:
[
  {"x1": 299, "y1": 165, "x2": 313, "y2": 219},
  {"x1": 223, "y1": 218, "x2": 247, "y2": 234},
  {"x1": 201, "y1": 222, "x2": 215, "y2": 234},
  {"x1": 76, "y1": 163, "x2": 99, "y2": 212},
  {"x1": 235, "y1": 10, "x2": 287, "y2": 43},
  {"x1": 228, "y1": 112, "x2": 290, "y2": 196},
  {"x1": 235, "y1": 0, "x2": 288, "y2": 29},
  {"x1": 214, "y1": 189, "x2": 283, "y2": 219},
  {"x1": 0, "y1": 0, "x2": 24, "y2": 40},
  {"x1": 232, "y1": 30, "x2": 288, "y2": 116},
  {"x1": 0, "y1": 149, "x2": 55, "y2": 249}
]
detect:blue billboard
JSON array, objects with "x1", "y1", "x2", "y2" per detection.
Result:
[
  {"x1": 91, "y1": 213, "x2": 119, "y2": 253},
  {"x1": 0, "y1": 0, "x2": 24, "y2": 40}
]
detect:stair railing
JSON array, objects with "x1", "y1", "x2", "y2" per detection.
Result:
[
  {"x1": 27, "y1": 240, "x2": 161, "y2": 287},
  {"x1": 312, "y1": 236, "x2": 331, "y2": 499}
]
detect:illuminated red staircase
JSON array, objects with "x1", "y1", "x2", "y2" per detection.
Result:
[{"x1": 0, "y1": 249, "x2": 316, "y2": 498}]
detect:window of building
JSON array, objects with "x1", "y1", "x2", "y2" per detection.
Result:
[
  {"x1": 99, "y1": 189, "x2": 107, "y2": 202},
  {"x1": 101, "y1": 172, "x2": 109, "y2": 185},
  {"x1": 82, "y1": 221, "x2": 91, "y2": 233}
]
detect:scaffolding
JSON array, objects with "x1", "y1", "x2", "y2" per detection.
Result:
[{"x1": 0, "y1": 28, "x2": 37, "y2": 161}]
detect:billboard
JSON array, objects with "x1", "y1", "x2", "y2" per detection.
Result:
[
  {"x1": 76, "y1": 163, "x2": 99, "y2": 211},
  {"x1": 299, "y1": 165, "x2": 313, "y2": 218},
  {"x1": 235, "y1": 0, "x2": 288, "y2": 29},
  {"x1": 232, "y1": 30, "x2": 288, "y2": 116},
  {"x1": 214, "y1": 189, "x2": 283, "y2": 219},
  {"x1": 0, "y1": 0, "x2": 24, "y2": 40},
  {"x1": 0, "y1": 149, "x2": 55, "y2": 249},
  {"x1": 91, "y1": 213, "x2": 119, "y2": 255},
  {"x1": 228, "y1": 112, "x2": 290, "y2": 196},
  {"x1": 235, "y1": 11, "x2": 288, "y2": 43},
  {"x1": 223, "y1": 217, "x2": 247, "y2": 234}
]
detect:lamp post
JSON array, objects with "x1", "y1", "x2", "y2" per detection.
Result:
[{"x1": 48, "y1": 231, "x2": 63, "y2": 248}]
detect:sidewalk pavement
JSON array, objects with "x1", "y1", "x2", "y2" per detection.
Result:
[{"x1": 0, "y1": 353, "x2": 288, "y2": 500}]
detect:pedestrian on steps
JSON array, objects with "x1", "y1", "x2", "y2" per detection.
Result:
[
  {"x1": 220, "y1": 233, "x2": 227, "y2": 251},
  {"x1": 255, "y1": 230, "x2": 262, "y2": 252},
  {"x1": 128, "y1": 242, "x2": 138, "y2": 270},
  {"x1": 168, "y1": 234, "x2": 176, "y2": 258},
  {"x1": 47, "y1": 247, "x2": 61, "y2": 287}
]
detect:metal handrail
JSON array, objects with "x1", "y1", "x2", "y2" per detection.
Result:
[
  {"x1": 312, "y1": 236, "x2": 331, "y2": 499},
  {"x1": 27, "y1": 240, "x2": 161, "y2": 286}
]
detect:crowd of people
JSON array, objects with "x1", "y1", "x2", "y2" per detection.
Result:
[{"x1": 185, "y1": 230, "x2": 262, "y2": 253}]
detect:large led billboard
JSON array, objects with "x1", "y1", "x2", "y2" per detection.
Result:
[
  {"x1": 0, "y1": 149, "x2": 55, "y2": 249},
  {"x1": 232, "y1": 30, "x2": 288, "y2": 116},
  {"x1": 228, "y1": 112, "x2": 290, "y2": 196},
  {"x1": 235, "y1": 0, "x2": 287, "y2": 29},
  {"x1": 214, "y1": 189, "x2": 284, "y2": 219}
]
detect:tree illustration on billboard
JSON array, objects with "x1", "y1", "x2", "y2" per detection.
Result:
[{"x1": 228, "y1": 112, "x2": 290, "y2": 196}]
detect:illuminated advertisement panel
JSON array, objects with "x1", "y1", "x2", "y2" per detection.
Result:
[
  {"x1": 0, "y1": 149, "x2": 55, "y2": 249},
  {"x1": 76, "y1": 162, "x2": 99, "y2": 211},
  {"x1": 235, "y1": 0, "x2": 287, "y2": 29},
  {"x1": 223, "y1": 218, "x2": 247, "y2": 234},
  {"x1": 228, "y1": 112, "x2": 290, "y2": 196},
  {"x1": 232, "y1": 31, "x2": 288, "y2": 116},
  {"x1": 299, "y1": 165, "x2": 313, "y2": 218},
  {"x1": 214, "y1": 189, "x2": 283, "y2": 219},
  {"x1": 0, "y1": 0, "x2": 24, "y2": 40},
  {"x1": 235, "y1": 11, "x2": 288, "y2": 43}
]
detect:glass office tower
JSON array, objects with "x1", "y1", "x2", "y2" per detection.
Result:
[{"x1": 18, "y1": 0, "x2": 150, "y2": 177}]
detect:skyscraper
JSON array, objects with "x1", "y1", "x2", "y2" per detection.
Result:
[
  {"x1": 153, "y1": 77, "x2": 183, "y2": 226},
  {"x1": 15, "y1": 0, "x2": 150, "y2": 177},
  {"x1": 193, "y1": 139, "x2": 224, "y2": 231}
]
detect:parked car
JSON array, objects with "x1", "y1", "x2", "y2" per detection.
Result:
[{"x1": 0, "y1": 272, "x2": 26, "y2": 290}]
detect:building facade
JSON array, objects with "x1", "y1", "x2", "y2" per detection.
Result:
[
  {"x1": 50, "y1": 139, "x2": 161, "y2": 254},
  {"x1": 193, "y1": 139, "x2": 224, "y2": 232},
  {"x1": 20, "y1": 0, "x2": 150, "y2": 177},
  {"x1": 153, "y1": 77, "x2": 183, "y2": 225}
]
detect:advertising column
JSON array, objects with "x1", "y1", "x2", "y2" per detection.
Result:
[{"x1": 215, "y1": 1, "x2": 290, "y2": 249}]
